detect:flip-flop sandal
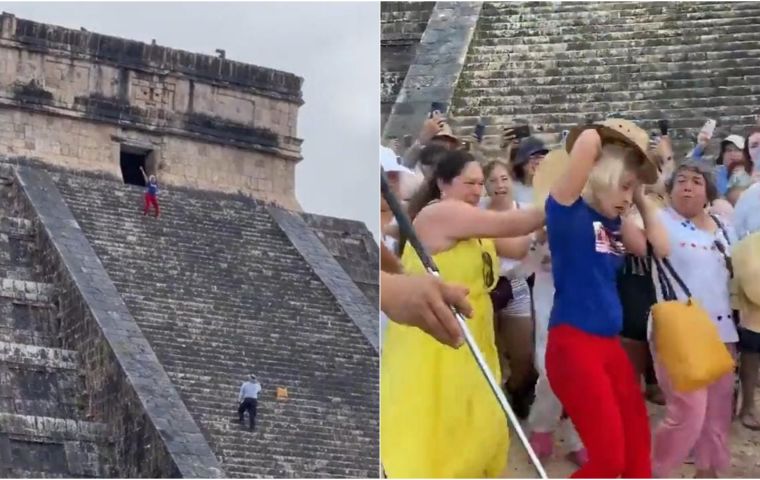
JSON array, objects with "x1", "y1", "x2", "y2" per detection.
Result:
[{"x1": 740, "y1": 412, "x2": 760, "y2": 431}]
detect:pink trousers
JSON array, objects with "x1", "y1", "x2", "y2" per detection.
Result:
[{"x1": 651, "y1": 344, "x2": 737, "y2": 477}]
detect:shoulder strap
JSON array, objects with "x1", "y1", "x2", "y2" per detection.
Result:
[
  {"x1": 709, "y1": 213, "x2": 731, "y2": 245},
  {"x1": 648, "y1": 242, "x2": 692, "y2": 300},
  {"x1": 708, "y1": 213, "x2": 735, "y2": 278}
]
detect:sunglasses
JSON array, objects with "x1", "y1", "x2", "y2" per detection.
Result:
[{"x1": 478, "y1": 240, "x2": 494, "y2": 287}]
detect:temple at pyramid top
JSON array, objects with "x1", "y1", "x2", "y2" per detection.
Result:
[{"x1": 0, "y1": 12, "x2": 304, "y2": 209}]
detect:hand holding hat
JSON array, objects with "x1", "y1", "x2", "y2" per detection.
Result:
[{"x1": 564, "y1": 118, "x2": 659, "y2": 184}]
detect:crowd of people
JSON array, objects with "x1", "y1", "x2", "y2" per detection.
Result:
[{"x1": 379, "y1": 111, "x2": 760, "y2": 478}]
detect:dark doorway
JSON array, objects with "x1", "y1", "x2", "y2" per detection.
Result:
[{"x1": 120, "y1": 146, "x2": 149, "y2": 187}]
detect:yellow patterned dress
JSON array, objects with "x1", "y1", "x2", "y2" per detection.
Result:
[{"x1": 381, "y1": 237, "x2": 509, "y2": 478}]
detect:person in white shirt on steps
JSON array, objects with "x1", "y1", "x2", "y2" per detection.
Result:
[{"x1": 238, "y1": 374, "x2": 262, "y2": 431}]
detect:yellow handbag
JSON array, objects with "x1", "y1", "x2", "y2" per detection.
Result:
[{"x1": 650, "y1": 252, "x2": 735, "y2": 393}]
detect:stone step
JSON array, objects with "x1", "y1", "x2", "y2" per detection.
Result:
[
  {"x1": 475, "y1": 21, "x2": 760, "y2": 44},
  {"x1": 463, "y1": 70, "x2": 760, "y2": 90},
  {"x1": 460, "y1": 54, "x2": 760, "y2": 81},
  {"x1": 450, "y1": 112, "x2": 759, "y2": 136},
  {"x1": 0, "y1": 217, "x2": 33, "y2": 237},
  {"x1": 0, "y1": 418, "x2": 112, "y2": 477},
  {"x1": 51, "y1": 170, "x2": 378, "y2": 477},
  {"x1": 455, "y1": 86, "x2": 760, "y2": 110},
  {"x1": 467, "y1": 42, "x2": 760, "y2": 64},
  {"x1": 452, "y1": 104, "x2": 756, "y2": 130},
  {"x1": 0, "y1": 279, "x2": 53, "y2": 304},
  {"x1": 133, "y1": 318, "x2": 367, "y2": 355},
  {"x1": 213, "y1": 439, "x2": 376, "y2": 466},
  {"x1": 186, "y1": 401, "x2": 363, "y2": 424},
  {"x1": 0, "y1": 413, "x2": 108, "y2": 442},
  {"x1": 5, "y1": 469, "x2": 76, "y2": 479},
  {"x1": 222, "y1": 456, "x2": 373, "y2": 479},
  {"x1": 0, "y1": 327, "x2": 56, "y2": 348},
  {"x1": 170, "y1": 373, "x2": 373, "y2": 405},
  {"x1": 476, "y1": 16, "x2": 760, "y2": 39},
  {"x1": 482, "y1": 1, "x2": 757, "y2": 16},
  {"x1": 462, "y1": 48, "x2": 760, "y2": 74},
  {"x1": 477, "y1": 6, "x2": 760, "y2": 29},
  {"x1": 471, "y1": 34, "x2": 760, "y2": 56},
  {"x1": 0, "y1": 341, "x2": 78, "y2": 370}
]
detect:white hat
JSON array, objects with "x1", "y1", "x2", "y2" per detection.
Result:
[
  {"x1": 380, "y1": 146, "x2": 413, "y2": 174},
  {"x1": 722, "y1": 134, "x2": 746, "y2": 150}
]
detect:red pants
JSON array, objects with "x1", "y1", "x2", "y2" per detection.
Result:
[
  {"x1": 143, "y1": 193, "x2": 159, "y2": 217},
  {"x1": 546, "y1": 325, "x2": 651, "y2": 478}
]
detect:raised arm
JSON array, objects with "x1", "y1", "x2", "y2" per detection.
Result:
[
  {"x1": 401, "y1": 115, "x2": 447, "y2": 168},
  {"x1": 418, "y1": 200, "x2": 545, "y2": 242},
  {"x1": 621, "y1": 187, "x2": 670, "y2": 258},
  {"x1": 139, "y1": 166, "x2": 149, "y2": 183},
  {"x1": 687, "y1": 129, "x2": 711, "y2": 162},
  {"x1": 494, "y1": 235, "x2": 532, "y2": 260},
  {"x1": 551, "y1": 128, "x2": 602, "y2": 206}
]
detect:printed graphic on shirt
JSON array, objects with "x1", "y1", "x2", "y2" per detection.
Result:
[{"x1": 593, "y1": 221, "x2": 625, "y2": 256}]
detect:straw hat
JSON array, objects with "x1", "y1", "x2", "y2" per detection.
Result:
[
  {"x1": 532, "y1": 148, "x2": 570, "y2": 209},
  {"x1": 432, "y1": 123, "x2": 460, "y2": 146},
  {"x1": 565, "y1": 118, "x2": 659, "y2": 184},
  {"x1": 732, "y1": 232, "x2": 760, "y2": 332}
]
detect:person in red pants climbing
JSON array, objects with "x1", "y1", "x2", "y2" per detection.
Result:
[
  {"x1": 140, "y1": 166, "x2": 160, "y2": 218},
  {"x1": 538, "y1": 119, "x2": 658, "y2": 478}
]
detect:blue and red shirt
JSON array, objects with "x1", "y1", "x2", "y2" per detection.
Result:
[
  {"x1": 546, "y1": 195, "x2": 625, "y2": 337},
  {"x1": 146, "y1": 181, "x2": 159, "y2": 196}
]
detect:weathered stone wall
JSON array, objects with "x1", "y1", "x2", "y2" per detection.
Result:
[
  {"x1": 380, "y1": 2, "x2": 435, "y2": 128},
  {"x1": 0, "y1": 13, "x2": 303, "y2": 209},
  {"x1": 381, "y1": 2, "x2": 483, "y2": 142},
  {"x1": 0, "y1": 164, "x2": 116, "y2": 478},
  {"x1": 450, "y1": 1, "x2": 760, "y2": 156},
  {"x1": 10, "y1": 162, "x2": 223, "y2": 478},
  {"x1": 35, "y1": 166, "x2": 379, "y2": 478},
  {"x1": 302, "y1": 213, "x2": 379, "y2": 309},
  {"x1": 383, "y1": 2, "x2": 760, "y2": 156}
]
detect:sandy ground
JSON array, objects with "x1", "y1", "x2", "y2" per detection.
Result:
[{"x1": 507, "y1": 396, "x2": 760, "y2": 478}]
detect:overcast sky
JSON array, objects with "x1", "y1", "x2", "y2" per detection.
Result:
[{"x1": 3, "y1": 2, "x2": 380, "y2": 239}]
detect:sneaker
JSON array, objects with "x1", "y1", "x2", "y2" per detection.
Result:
[
  {"x1": 567, "y1": 448, "x2": 589, "y2": 467},
  {"x1": 528, "y1": 431, "x2": 554, "y2": 459}
]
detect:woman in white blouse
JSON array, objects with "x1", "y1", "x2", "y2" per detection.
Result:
[{"x1": 624, "y1": 160, "x2": 737, "y2": 478}]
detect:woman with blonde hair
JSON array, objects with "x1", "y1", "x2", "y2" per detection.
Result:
[
  {"x1": 524, "y1": 148, "x2": 587, "y2": 467},
  {"x1": 541, "y1": 119, "x2": 657, "y2": 477},
  {"x1": 381, "y1": 149, "x2": 545, "y2": 478}
]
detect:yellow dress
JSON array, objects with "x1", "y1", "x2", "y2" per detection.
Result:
[{"x1": 381, "y1": 238, "x2": 509, "y2": 478}]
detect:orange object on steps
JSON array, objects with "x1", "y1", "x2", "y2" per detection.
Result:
[{"x1": 276, "y1": 387, "x2": 288, "y2": 399}]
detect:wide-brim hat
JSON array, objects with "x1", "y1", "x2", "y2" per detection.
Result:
[
  {"x1": 734, "y1": 232, "x2": 760, "y2": 306},
  {"x1": 432, "y1": 123, "x2": 460, "y2": 145},
  {"x1": 565, "y1": 118, "x2": 659, "y2": 185},
  {"x1": 532, "y1": 148, "x2": 571, "y2": 209}
]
